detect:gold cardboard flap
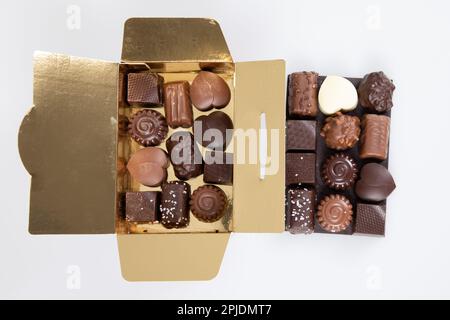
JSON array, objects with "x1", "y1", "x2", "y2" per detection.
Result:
[
  {"x1": 121, "y1": 18, "x2": 233, "y2": 64},
  {"x1": 232, "y1": 60, "x2": 286, "y2": 233},
  {"x1": 117, "y1": 233, "x2": 230, "y2": 281},
  {"x1": 19, "y1": 52, "x2": 118, "y2": 234}
]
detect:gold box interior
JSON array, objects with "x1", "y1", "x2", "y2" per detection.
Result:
[{"x1": 116, "y1": 63, "x2": 235, "y2": 235}]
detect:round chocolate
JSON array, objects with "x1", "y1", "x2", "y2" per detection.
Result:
[
  {"x1": 194, "y1": 111, "x2": 233, "y2": 150},
  {"x1": 126, "y1": 147, "x2": 169, "y2": 187},
  {"x1": 317, "y1": 194, "x2": 352, "y2": 233},
  {"x1": 320, "y1": 113, "x2": 360, "y2": 150},
  {"x1": 358, "y1": 71, "x2": 395, "y2": 113},
  {"x1": 190, "y1": 185, "x2": 228, "y2": 222},
  {"x1": 190, "y1": 71, "x2": 231, "y2": 111},
  {"x1": 129, "y1": 109, "x2": 168, "y2": 146},
  {"x1": 355, "y1": 163, "x2": 396, "y2": 202},
  {"x1": 321, "y1": 153, "x2": 358, "y2": 190}
]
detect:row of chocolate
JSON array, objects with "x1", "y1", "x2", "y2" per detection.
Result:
[
  {"x1": 285, "y1": 71, "x2": 396, "y2": 236},
  {"x1": 125, "y1": 182, "x2": 229, "y2": 229},
  {"x1": 120, "y1": 70, "x2": 234, "y2": 230}
]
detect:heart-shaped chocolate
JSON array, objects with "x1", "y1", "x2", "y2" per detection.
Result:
[
  {"x1": 126, "y1": 147, "x2": 169, "y2": 187},
  {"x1": 355, "y1": 163, "x2": 396, "y2": 202},
  {"x1": 194, "y1": 111, "x2": 233, "y2": 150}
]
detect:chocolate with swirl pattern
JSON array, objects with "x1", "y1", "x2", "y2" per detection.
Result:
[
  {"x1": 190, "y1": 185, "x2": 228, "y2": 223},
  {"x1": 129, "y1": 109, "x2": 168, "y2": 146},
  {"x1": 317, "y1": 194, "x2": 353, "y2": 233},
  {"x1": 321, "y1": 153, "x2": 358, "y2": 190}
]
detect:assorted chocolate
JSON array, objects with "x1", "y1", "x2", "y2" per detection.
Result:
[
  {"x1": 360, "y1": 114, "x2": 390, "y2": 160},
  {"x1": 121, "y1": 69, "x2": 234, "y2": 231},
  {"x1": 190, "y1": 71, "x2": 231, "y2": 111},
  {"x1": 203, "y1": 151, "x2": 233, "y2": 185},
  {"x1": 190, "y1": 185, "x2": 228, "y2": 222},
  {"x1": 163, "y1": 81, "x2": 193, "y2": 128},
  {"x1": 127, "y1": 72, "x2": 164, "y2": 106},
  {"x1": 287, "y1": 71, "x2": 318, "y2": 117},
  {"x1": 126, "y1": 147, "x2": 169, "y2": 187},
  {"x1": 355, "y1": 163, "x2": 396, "y2": 202},
  {"x1": 285, "y1": 71, "x2": 396, "y2": 236},
  {"x1": 129, "y1": 109, "x2": 168, "y2": 146},
  {"x1": 194, "y1": 111, "x2": 234, "y2": 150},
  {"x1": 160, "y1": 181, "x2": 191, "y2": 229},
  {"x1": 285, "y1": 187, "x2": 315, "y2": 234},
  {"x1": 166, "y1": 131, "x2": 203, "y2": 181},
  {"x1": 320, "y1": 113, "x2": 360, "y2": 150},
  {"x1": 125, "y1": 191, "x2": 160, "y2": 223},
  {"x1": 286, "y1": 120, "x2": 316, "y2": 151},
  {"x1": 358, "y1": 71, "x2": 395, "y2": 113}
]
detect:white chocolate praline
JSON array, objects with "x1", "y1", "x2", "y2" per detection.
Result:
[{"x1": 318, "y1": 76, "x2": 358, "y2": 115}]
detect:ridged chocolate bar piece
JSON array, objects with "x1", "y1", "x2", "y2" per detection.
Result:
[
  {"x1": 166, "y1": 131, "x2": 203, "y2": 181},
  {"x1": 360, "y1": 114, "x2": 390, "y2": 160},
  {"x1": 163, "y1": 81, "x2": 193, "y2": 128},
  {"x1": 160, "y1": 181, "x2": 191, "y2": 229},
  {"x1": 288, "y1": 72, "x2": 318, "y2": 117},
  {"x1": 127, "y1": 72, "x2": 163, "y2": 105},
  {"x1": 285, "y1": 188, "x2": 315, "y2": 234}
]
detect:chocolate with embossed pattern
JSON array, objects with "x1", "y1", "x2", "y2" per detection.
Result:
[
  {"x1": 129, "y1": 109, "x2": 168, "y2": 146},
  {"x1": 358, "y1": 71, "x2": 395, "y2": 113},
  {"x1": 286, "y1": 120, "x2": 316, "y2": 151},
  {"x1": 127, "y1": 72, "x2": 163, "y2": 105},
  {"x1": 360, "y1": 114, "x2": 390, "y2": 160},
  {"x1": 163, "y1": 81, "x2": 193, "y2": 128}
]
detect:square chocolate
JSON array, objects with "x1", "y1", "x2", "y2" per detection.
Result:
[
  {"x1": 285, "y1": 187, "x2": 315, "y2": 234},
  {"x1": 125, "y1": 191, "x2": 160, "y2": 222},
  {"x1": 127, "y1": 72, "x2": 163, "y2": 105},
  {"x1": 286, "y1": 120, "x2": 316, "y2": 151},
  {"x1": 204, "y1": 151, "x2": 233, "y2": 185},
  {"x1": 354, "y1": 203, "x2": 386, "y2": 236},
  {"x1": 286, "y1": 153, "x2": 316, "y2": 185}
]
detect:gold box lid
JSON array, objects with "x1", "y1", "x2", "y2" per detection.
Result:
[
  {"x1": 19, "y1": 52, "x2": 118, "y2": 234},
  {"x1": 121, "y1": 18, "x2": 233, "y2": 64}
]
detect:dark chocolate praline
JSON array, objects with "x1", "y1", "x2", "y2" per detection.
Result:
[
  {"x1": 190, "y1": 185, "x2": 227, "y2": 223},
  {"x1": 321, "y1": 153, "x2": 358, "y2": 190},
  {"x1": 129, "y1": 109, "x2": 168, "y2": 146}
]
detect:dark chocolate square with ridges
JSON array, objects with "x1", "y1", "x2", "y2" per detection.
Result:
[
  {"x1": 287, "y1": 120, "x2": 316, "y2": 151},
  {"x1": 125, "y1": 191, "x2": 160, "y2": 222},
  {"x1": 285, "y1": 187, "x2": 315, "y2": 234},
  {"x1": 286, "y1": 153, "x2": 316, "y2": 185},
  {"x1": 204, "y1": 151, "x2": 233, "y2": 185},
  {"x1": 354, "y1": 203, "x2": 386, "y2": 236},
  {"x1": 127, "y1": 72, "x2": 163, "y2": 105}
]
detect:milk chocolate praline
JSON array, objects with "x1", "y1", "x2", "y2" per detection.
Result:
[
  {"x1": 126, "y1": 147, "x2": 169, "y2": 187},
  {"x1": 190, "y1": 185, "x2": 228, "y2": 223},
  {"x1": 129, "y1": 109, "x2": 168, "y2": 146},
  {"x1": 358, "y1": 71, "x2": 395, "y2": 113},
  {"x1": 317, "y1": 194, "x2": 353, "y2": 233},
  {"x1": 320, "y1": 113, "x2": 360, "y2": 150},
  {"x1": 321, "y1": 153, "x2": 358, "y2": 190},
  {"x1": 190, "y1": 71, "x2": 231, "y2": 111}
]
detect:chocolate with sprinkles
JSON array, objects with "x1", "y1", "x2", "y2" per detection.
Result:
[
  {"x1": 160, "y1": 181, "x2": 191, "y2": 229},
  {"x1": 285, "y1": 187, "x2": 315, "y2": 234}
]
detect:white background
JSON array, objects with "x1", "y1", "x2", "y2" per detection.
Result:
[{"x1": 1, "y1": 0, "x2": 449, "y2": 299}]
